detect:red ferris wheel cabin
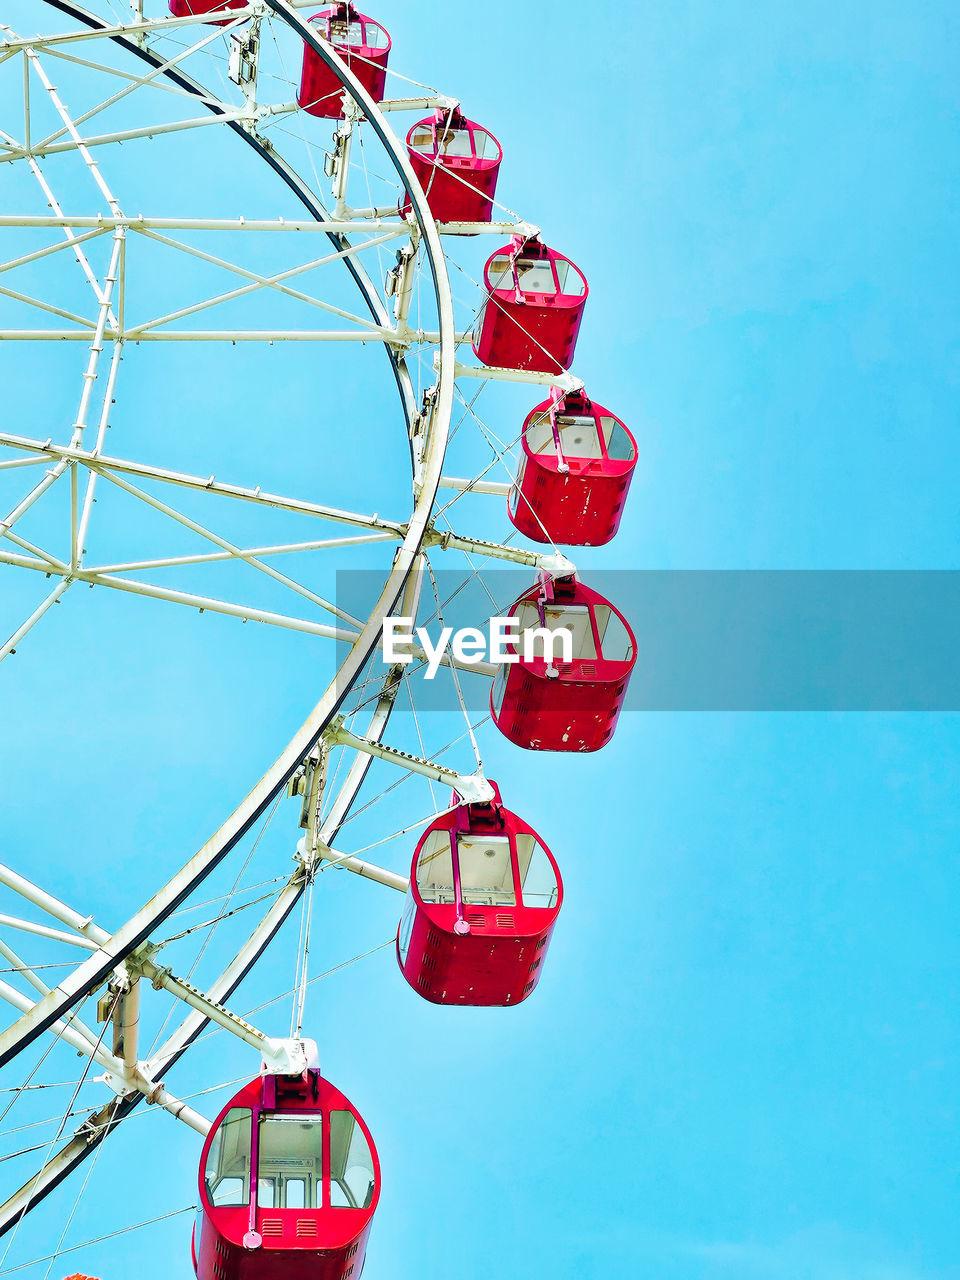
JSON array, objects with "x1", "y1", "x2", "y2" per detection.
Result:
[
  {"x1": 404, "y1": 109, "x2": 503, "y2": 226},
  {"x1": 509, "y1": 389, "x2": 638, "y2": 546},
  {"x1": 473, "y1": 237, "x2": 588, "y2": 373},
  {"x1": 168, "y1": 0, "x2": 248, "y2": 22},
  {"x1": 298, "y1": 5, "x2": 391, "y2": 119},
  {"x1": 398, "y1": 783, "x2": 562, "y2": 1006},
  {"x1": 193, "y1": 1058, "x2": 379, "y2": 1280},
  {"x1": 492, "y1": 575, "x2": 636, "y2": 753}
]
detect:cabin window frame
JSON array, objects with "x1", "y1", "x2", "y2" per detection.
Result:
[
  {"x1": 432, "y1": 122, "x2": 476, "y2": 159},
  {"x1": 329, "y1": 1108, "x2": 377, "y2": 1210},
  {"x1": 204, "y1": 1106, "x2": 253, "y2": 1208},
  {"x1": 455, "y1": 832, "x2": 517, "y2": 907},
  {"x1": 257, "y1": 1112, "x2": 325, "y2": 1211},
  {"x1": 515, "y1": 831, "x2": 560, "y2": 910},
  {"x1": 524, "y1": 401, "x2": 632, "y2": 467}
]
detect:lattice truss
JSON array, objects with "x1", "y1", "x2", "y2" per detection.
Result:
[
  {"x1": 0, "y1": 1, "x2": 576, "y2": 665},
  {"x1": 0, "y1": 1, "x2": 586, "y2": 1264}
]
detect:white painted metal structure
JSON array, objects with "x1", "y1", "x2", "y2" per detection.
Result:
[{"x1": 0, "y1": 0, "x2": 584, "y2": 1257}]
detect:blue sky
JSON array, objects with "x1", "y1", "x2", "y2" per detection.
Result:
[{"x1": 0, "y1": 2, "x2": 958, "y2": 1278}]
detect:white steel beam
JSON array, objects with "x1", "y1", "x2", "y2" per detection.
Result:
[
  {"x1": 0, "y1": 580, "x2": 73, "y2": 663},
  {"x1": 24, "y1": 48, "x2": 122, "y2": 219},
  {"x1": 86, "y1": 531, "x2": 395, "y2": 575},
  {"x1": 89, "y1": 465, "x2": 363, "y2": 629},
  {"x1": 74, "y1": 570, "x2": 358, "y2": 642},
  {"x1": 130, "y1": 226, "x2": 402, "y2": 336},
  {"x1": 0, "y1": 216, "x2": 410, "y2": 234},
  {"x1": 326, "y1": 720, "x2": 494, "y2": 804},
  {"x1": 0, "y1": 863, "x2": 110, "y2": 945},
  {"x1": 0, "y1": 329, "x2": 404, "y2": 342},
  {"x1": 0, "y1": 226, "x2": 111, "y2": 278},
  {"x1": 0, "y1": 549, "x2": 55, "y2": 572},
  {"x1": 0, "y1": 435, "x2": 407, "y2": 536},
  {"x1": 134, "y1": 1081, "x2": 210, "y2": 1135},
  {"x1": 1, "y1": 531, "x2": 66, "y2": 572},
  {"x1": 0, "y1": 109, "x2": 264, "y2": 163},
  {"x1": 423, "y1": 525, "x2": 571, "y2": 572},
  {"x1": 0, "y1": 283, "x2": 94, "y2": 328},
  {"x1": 0, "y1": 460, "x2": 69, "y2": 540},
  {"x1": 0, "y1": 915, "x2": 99, "y2": 951},
  {"x1": 1, "y1": 538, "x2": 374, "y2": 643},
  {"x1": 0, "y1": 940, "x2": 107, "y2": 1056},
  {"x1": 0, "y1": 979, "x2": 119, "y2": 1074},
  {"x1": 130, "y1": 954, "x2": 310, "y2": 1077},
  {"x1": 436, "y1": 220, "x2": 540, "y2": 237},
  {"x1": 0, "y1": 456, "x2": 51, "y2": 473},
  {"x1": 437, "y1": 475, "x2": 513, "y2": 497},
  {"x1": 17, "y1": 155, "x2": 117, "y2": 323},
  {"x1": 448, "y1": 359, "x2": 585, "y2": 393},
  {"x1": 37, "y1": 44, "x2": 239, "y2": 115},
  {"x1": 30, "y1": 20, "x2": 267, "y2": 152},
  {"x1": 0, "y1": 9, "x2": 253, "y2": 53},
  {"x1": 316, "y1": 845, "x2": 408, "y2": 893},
  {"x1": 376, "y1": 95, "x2": 458, "y2": 113}
]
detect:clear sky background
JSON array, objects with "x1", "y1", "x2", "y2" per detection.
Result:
[{"x1": 0, "y1": 2, "x2": 958, "y2": 1278}]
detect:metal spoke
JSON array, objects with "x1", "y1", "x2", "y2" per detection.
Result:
[
  {"x1": 86, "y1": 531, "x2": 396, "y2": 574},
  {"x1": 30, "y1": 20, "x2": 262, "y2": 152},
  {"x1": 0, "y1": 580, "x2": 73, "y2": 662},
  {"x1": 0, "y1": 226, "x2": 111, "y2": 278},
  {"x1": 0, "y1": 434, "x2": 408, "y2": 536},
  {"x1": 89, "y1": 464, "x2": 364, "y2": 629},
  {"x1": 130, "y1": 226, "x2": 404, "y2": 336}
]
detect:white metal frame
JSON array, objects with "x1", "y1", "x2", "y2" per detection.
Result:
[{"x1": 0, "y1": 0, "x2": 584, "y2": 1244}]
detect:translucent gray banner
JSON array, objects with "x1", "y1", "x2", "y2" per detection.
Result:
[{"x1": 336, "y1": 570, "x2": 960, "y2": 711}]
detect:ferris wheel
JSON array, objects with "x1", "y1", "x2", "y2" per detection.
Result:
[{"x1": 0, "y1": 3, "x2": 639, "y2": 1274}]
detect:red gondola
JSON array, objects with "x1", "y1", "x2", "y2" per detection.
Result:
[
  {"x1": 403, "y1": 109, "x2": 502, "y2": 226},
  {"x1": 509, "y1": 389, "x2": 638, "y2": 546},
  {"x1": 193, "y1": 1055, "x2": 379, "y2": 1280},
  {"x1": 472, "y1": 236, "x2": 588, "y2": 373},
  {"x1": 168, "y1": 0, "x2": 247, "y2": 22},
  {"x1": 492, "y1": 575, "x2": 636, "y2": 753},
  {"x1": 298, "y1": 5, "x2": 391, "y2": 119},
  {"x1": 398, "y1": 783, "x2": 562, "y2": 1006}
]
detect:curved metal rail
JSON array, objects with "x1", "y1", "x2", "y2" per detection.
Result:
[{"x1": 0, "y1": 0, "x2": 457, "y2": 1227}]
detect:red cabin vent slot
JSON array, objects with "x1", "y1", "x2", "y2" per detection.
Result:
[
  {"x1": 261, "y1": 1218, "x2": 283, "y2": 1237},
  {"x1": 495, "y1": 913, "x2": 515, "y2": 930},
  {"x1": 536, "y1": 936, "x2": 548, "y2": 951},
  {"x1": 340, "y1": 1266, "x2": 355, "y2": 1280},
  {"x1": 580, "y1": 663, "x2": 597, "y2": 677},
  {"x1": 213, "y1": 1266, "x2": 227, "y2": 1280},
  {"x1": 422, "y1": 953, "x2": 436, "y2": 971},
  {"x1": 417, "y1": 974, "x2": 432, "y2": 992},
  {"x1": 427, "y1": 927, "x2": 443, "y2": 949},
  {"x1": 346, "y1": 1241, "x2": 360, "y2": 1260},
  {"x1": 523, "y1": 979, "x2": 535, "y2": 994},
  {"x1": 296, "y1": 1219, "x2": 318, "y2": 1238},
  {"x1": 465, "y1": 910, "x2": 486, "y2": 927},
  {"x1": 217, "y1": 1240, "x2": 229, "y2": 1258}
]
